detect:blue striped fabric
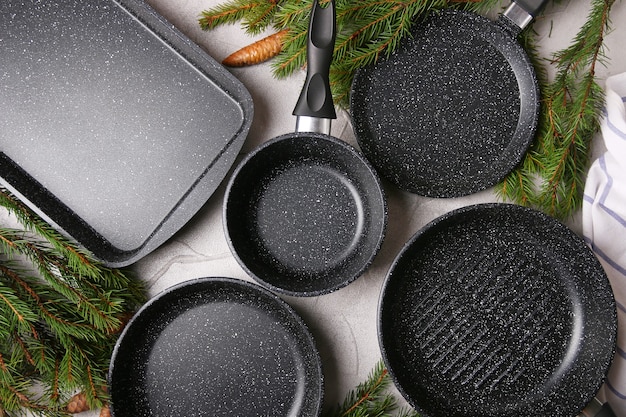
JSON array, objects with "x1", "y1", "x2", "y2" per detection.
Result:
[{"x1": 583, "y1": 72, "x2": 626, "y2": 415}]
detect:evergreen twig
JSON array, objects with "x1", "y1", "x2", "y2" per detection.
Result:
[
  {"x1": 498, "y1": 0, "x2": 614, "y2": 218},
  {"x1": 199, "y1": 0, "x2": 283, "y2": 34},
  {"x1": 0, "y1": 187, "x2": 145, "y2": 416},
  {"x1": 324, "y1": 360, "x2": 420, "y2": 417}
]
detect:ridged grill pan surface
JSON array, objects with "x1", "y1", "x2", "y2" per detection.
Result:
[{"x1": 379, "y1": 203, "x2": 616, "y2": 417}]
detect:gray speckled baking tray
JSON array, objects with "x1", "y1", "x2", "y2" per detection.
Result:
[{"x1": 0, "y1": 0, "x2": 252, "y2": 267}]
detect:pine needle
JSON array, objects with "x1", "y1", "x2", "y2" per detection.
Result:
[
  {"x1": 324, "y1": 360, "x2": 421, "y2": 417},
  {"x1": 497, "y1": 0, "x2": 613, "y2": 219},
  {"x1": 199, "y1": 0, "x2": 282, "y2": 34},
  {"x1": 0, "y1": 187, "x2": 145, "y2": 415}
]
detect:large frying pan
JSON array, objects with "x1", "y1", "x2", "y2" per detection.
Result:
[
  {"x1": 108, "y1": 277, "x2": 323, "y2": 416},
  {"x1": 379, "y1": 204, "x2": 616, "y2": 417},
  {"x1": 350, "y1": 0, "x2": 547, "y2": 197},
  {"x1": 224, "y1": 0, "x2": 386, "y2": 297}
]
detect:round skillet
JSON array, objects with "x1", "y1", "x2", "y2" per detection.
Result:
[
  {"x1": 108, "y1": 277, "x2": 323, "y2": 417},
  {"x1": 224, "y1": 0, "x2": 386, "y2": 297},
  {"x1": 379, "y1": 204, "x2": 616, "y2": 417},
  {"x1": 350, "y1": 0, "x2": 548, "y2": 197}
]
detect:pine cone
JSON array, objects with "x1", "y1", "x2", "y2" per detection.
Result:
[
  {"x1": 222, "y1": 29, "x2": 288, "y2": 67},
  {"x1": 66, "y1": 392, "x2": 90, "y2": 414},
  {"x1": 100, "y1": 405, "x2": 111, "y2": 417}
]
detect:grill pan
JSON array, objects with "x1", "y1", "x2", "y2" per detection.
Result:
[
  {"x1": 0, "y1": 0, "x2": 252, "y2": 267},
  {"x1": 379, "y1": 204, "x2": 616, "y2": 417},
  {"x1": 108, "y1": 277, "x2": 323, "y2": 416},
  {"x1": 350, "y1": 0, "x2": 547, "y2": 197}
]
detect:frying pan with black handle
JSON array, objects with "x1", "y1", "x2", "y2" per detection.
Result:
[
  {"x1": 351, "y1": 0, "x2": 548, "y2": 197},
  {"x1": 224, "y1": 0, "x2": 387, "y2": 297}
]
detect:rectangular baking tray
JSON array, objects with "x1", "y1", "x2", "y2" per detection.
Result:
[{"x1": 0, "y1": 0, "x2": 253, "y2": 267}]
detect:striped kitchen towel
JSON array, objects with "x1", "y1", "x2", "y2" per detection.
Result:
[{"x1": 583, "y1": 71, "x2": 626, "y2": 415}]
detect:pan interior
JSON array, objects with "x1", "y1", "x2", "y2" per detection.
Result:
[
  {"x1": 109, "y1": 278, "x2": 322, "y2": 417},
  {"x1": 351, "y1": 9, "x2": 538, "y2": 197},
  {"x1": 379, "y1": 204, "x2": 616, "y2": 417},
  {"x1": 225, "y1": 133, "x2": 386, "y2": 296},
  {"x1": 255, "y1": 161, "x2": 364, "y2": 264}
]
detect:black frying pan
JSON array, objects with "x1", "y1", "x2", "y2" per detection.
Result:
[
  {"x1": 350, "y1": 0, "x2": 547, "y2": 197},
  {"x1": 378, "y1": 204, "x2": 616, "y2": 417},
  {"x1": 108, "y1": 277, "x2": 323, "y2": 416},
  {"x1": 224, "y1": 0, "x2": 386, "y2": 297}
]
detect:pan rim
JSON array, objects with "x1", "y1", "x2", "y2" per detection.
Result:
[
  {"x1": 223, "y1": 132, "x2": 387, "y2": 297},
  {"x1": 108, "y1": 276, "x2": 324, "y2": 416},
  {"x1": 377, "y1": 203, "x2": 617, "y2": 417}
]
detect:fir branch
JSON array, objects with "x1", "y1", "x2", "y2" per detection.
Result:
[
  {"x1": 275, "y1": 0, "x2": 318, "y2": 27},
  {"x1": 0, "y1": 187, "x2": 145, "y2": 415},
  {"x1": 0, "y1": 192, "x2": 104, "y2": 278},
  {"x1": 340, "y1": 362, "x2": 389, "y2": 416},
  {"x1": 324, "y1": 360, "x2": 420, "y2": 417},
  {"x1": 497, "y1": 0, "x2": 613, "y2": 218},
  {"x1": 272, "y1": 26, "x2": 309, "y2": 76},
  {"x1": 199, "y1": 0, "x2": 262, "y2": 29},
  {"x1": 199, "y1": 0, "x2": 283, "y2": 34},
  {"x1": 245, "y1": 0, "x2": 283, "y2": 33},
  {"x1": 1, "y1": 244, "x2": 122, "y2": 335}
]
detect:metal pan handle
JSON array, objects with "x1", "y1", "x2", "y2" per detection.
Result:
[
  {"x1": 502, "y1": 0, "x2": 549, "y2": 30},
  {"x1": 293, "y1": 0, "x2": 336, "y2": 133}
]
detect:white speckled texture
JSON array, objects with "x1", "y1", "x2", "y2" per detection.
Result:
[
  {"x1": 0, "y1": 0, "x2": 252, "y2": 266},
  {"x1": 350, "y1": 9, "x2": 538, "y2": 197},
  {"x1": 224, "y1": 133, "x2": 387, "y2": 296},
  {"x1": 109, "y1": 277, "x2": 323, "y2": 416},
  {"x1": 379, "y1": 204, "x2": 616, "y2": 417}
]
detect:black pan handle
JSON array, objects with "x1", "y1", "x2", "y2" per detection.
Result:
[{"x1": 293, "y1": 0, "x2": 337, "y2": 124}]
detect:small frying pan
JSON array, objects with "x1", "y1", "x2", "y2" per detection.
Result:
[
  {"x1": 224, "y1": 0, "x2": 386, "y2": 297},
  {"x1": 379, "y1": 204, "x2": 616, "y2": 417},
  {"x1": 350, "y1": 0, "x2": 548, "y2": 197},
  {"x1": 108, "y1": 277, "x2": 323, "y2": 416}
]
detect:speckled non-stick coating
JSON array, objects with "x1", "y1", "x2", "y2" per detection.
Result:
[
  {"x1": 379, "y1": 203, "x2": 616, "y2": 417},
  {"x1": 0, "y1": 0, "x2": 252, "y2": 267},
  {"x1": 351, "y1": 9, "x2": 539, "y2": 197},
  {"x1": 224, "y1": 133, "x2": 387, "y2": 297},
  {"x1": 109, "y1": 277, "x2": 323, "y2": 416}
]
